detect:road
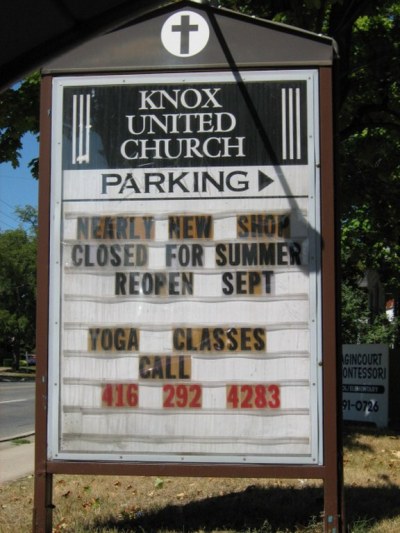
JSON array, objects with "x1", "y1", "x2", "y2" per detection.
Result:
[{"x1": 0, "y1": 382, "x2": 35, "y2": 440}]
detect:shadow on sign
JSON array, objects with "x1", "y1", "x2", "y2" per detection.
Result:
[{"x1": 208, "y1": 11, "x2": 322, "y2": 277}]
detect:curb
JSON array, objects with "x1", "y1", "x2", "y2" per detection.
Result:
[
  {"x1": 0, "y1": 375, "x2": 36, "y2": 382},
  {"x1": 0, "y1": 432, "x2": 35, "y2": 444}
]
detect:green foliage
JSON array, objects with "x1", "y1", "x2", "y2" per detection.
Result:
[
  {"x1": 338, "y1": 3, "x2": 400, "y2": 298},
  {"x1": 11, "y1": 438, "x2": 31, "y2": 446},
  {"x1": 219, "y1": 0, "x2": 400, "y2": 343},
  {"x1": 154, "y1": 477, "x2": 164, "y2": 489},
  {"x1": 341, "y1": 281, "x2": 398, "y2": 344},
  {"x1": 0, "y1": 72, "x2": 40, "y2": 178},
  {"x1": 0, "y1": 210, "x2": 37, "y2": 369},
  {"x1": 3, "y1": 2, "x2": 400, "y2": 346},
  {"x1": 14, "y1": 205, "x2": 38, "y2": 235}
]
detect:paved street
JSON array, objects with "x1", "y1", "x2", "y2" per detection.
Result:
[{"x1": 0, "y1": 381, "x2": 35, "y2": 440}]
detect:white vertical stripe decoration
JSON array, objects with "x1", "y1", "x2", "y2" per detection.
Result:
[
  {"x1": 72, "y1": 95, "x2": 77, "y2": 164},
  {"x1": 281, "y1": 88, "x2": 287, "y2": 160},
  {"x1": 281, "y1": 86, "x2": 302, "y2": 161},
  {"x1": 85, "y1": 94, "x2": 91, "y2": 163},
  {"x1": 72, "y1": 93, "x2": 91, "y2": 164},
  {"x1": 296, "y1": 88, "x2": 301, "y2": 160},
  {"x1": 288, "y1": 88, "x2": 294, "y2": 160}
]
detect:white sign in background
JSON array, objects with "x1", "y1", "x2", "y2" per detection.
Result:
[
  {"x1": 48, "y1": 71, "x2": 322, "y2": 464},
  {"x1": 342, "y1": 344, "x2": 389, "y2": 428}
]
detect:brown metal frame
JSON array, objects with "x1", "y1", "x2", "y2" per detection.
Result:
[
  {"x1": 33, "y1": 67, "x2": 343, "y2": 532},
  {"x1": 33, "y1": 74, "x2": 53, "y2": 533}
]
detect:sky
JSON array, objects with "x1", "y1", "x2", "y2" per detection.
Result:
[{"x1": 0, "y1": 132, "x2": 39, "y2": 231}]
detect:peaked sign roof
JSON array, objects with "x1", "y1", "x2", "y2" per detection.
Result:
[{"x1": 43, "y1": 0, "x2": 336, "y2": 75}]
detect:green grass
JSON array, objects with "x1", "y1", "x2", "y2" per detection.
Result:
[{"x1": 11, "y1": 438, "x2": 31, "y2": 446}]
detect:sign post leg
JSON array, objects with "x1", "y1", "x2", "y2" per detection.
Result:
[
  {"x1": 34, "y1": 73, "x2": 53, "y2": 533},
  {"x1": 33, "y1": 472, "x2": 53, "y2": 533},
  {"x1": 324, "y1": 473, "x2": 345, "y2": 532}
]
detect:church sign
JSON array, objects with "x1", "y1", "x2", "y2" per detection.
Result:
[
  {"x1": 36, "y1": 1, "x2": 342, "y2": 531},
  {"x1": 48, "y1": 66, "x2": 320, "y2": 464}
]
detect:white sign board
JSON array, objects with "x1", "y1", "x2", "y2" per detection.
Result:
[
  {"x1": 48, "y1": 70, "x2": 322, "y2": 464},
  {"x1": 342, "y1": 344, "x2": 389, "y2": 427}
]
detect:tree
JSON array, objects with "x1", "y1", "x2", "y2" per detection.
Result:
[
  {"x1": 2, "y1": 1, "x2": 400, "y2": 345},
  {"x1": 0, "y1": 72, "x2": 40, "y2": 178},
  {"x1": 220, "y1": 0, "x2": 400, "y2": 341},
  {"x1": 0, "y1": 210, "x2": 37, "y2": 369},
  {"x1": 341, "y1": 281, "x2": 398, "y2": 344}
]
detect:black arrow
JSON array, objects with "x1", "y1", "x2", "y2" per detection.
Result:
[{"x1": 258, "y1": 170, "x2": 274, "y2": 191}]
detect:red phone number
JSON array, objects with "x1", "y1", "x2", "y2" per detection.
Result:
[{"x1": 101, "y1": 383, "x2": 280, "y2": 409}]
